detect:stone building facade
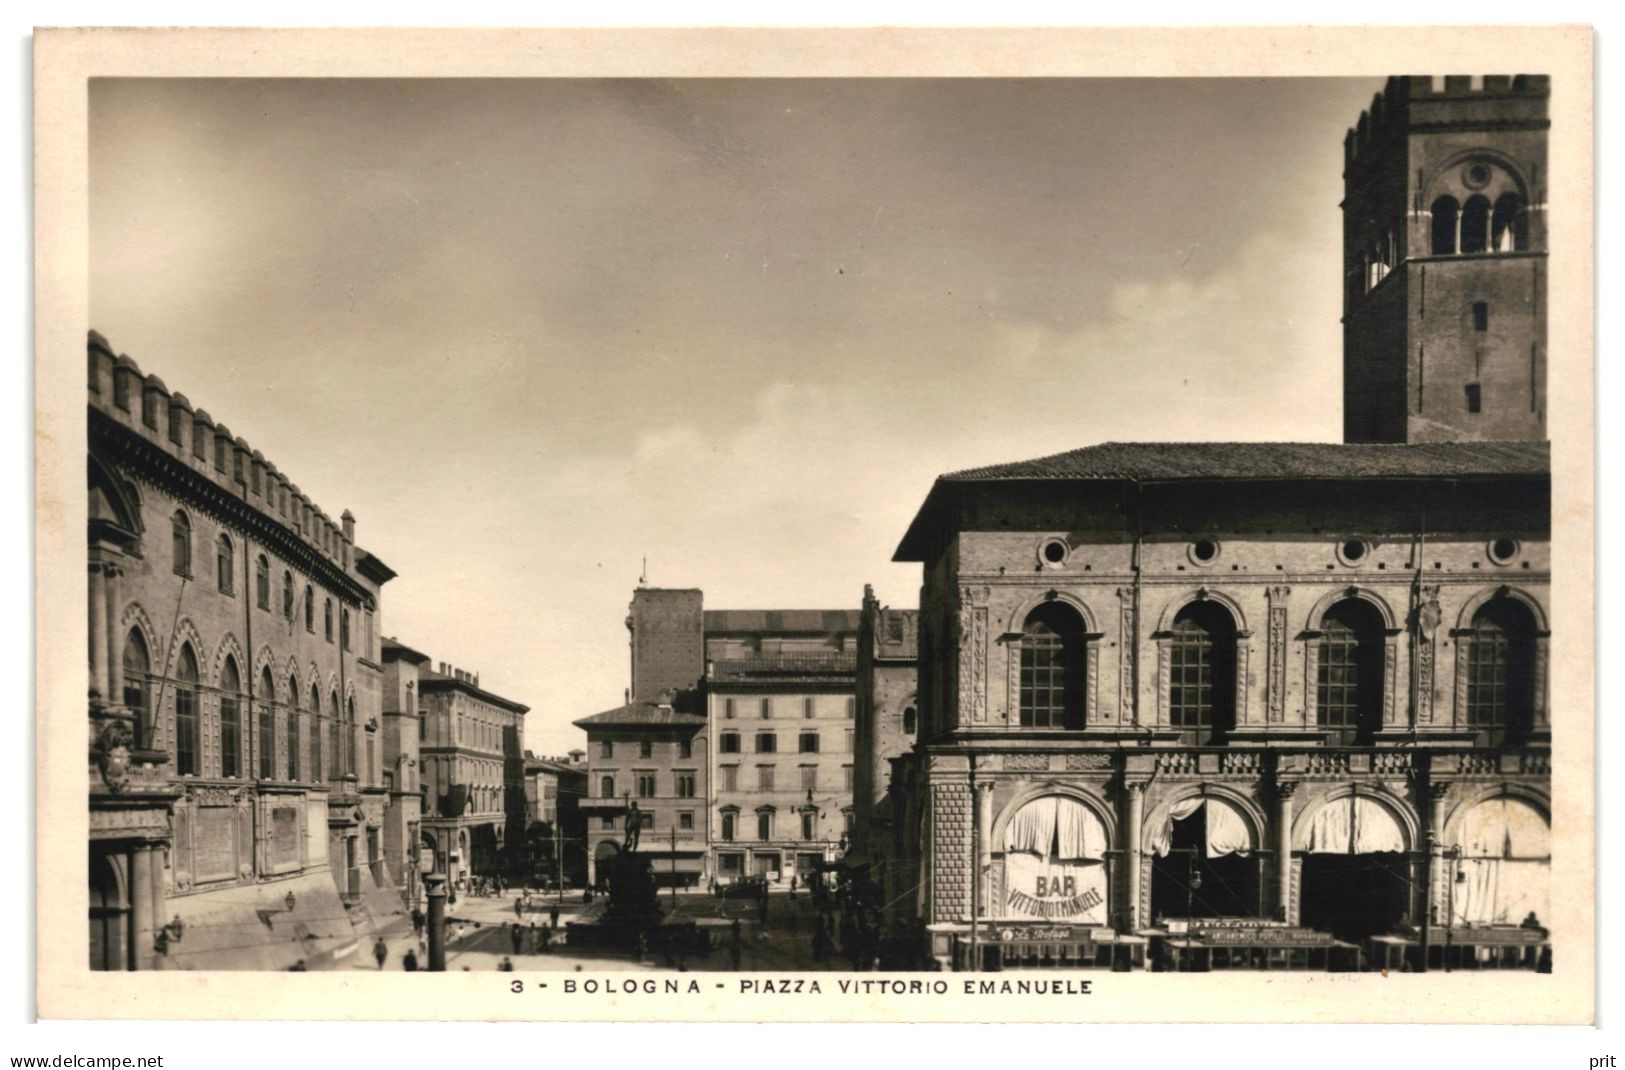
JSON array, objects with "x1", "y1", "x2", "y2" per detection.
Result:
[
  {"x1": 523, "y1": 751, "x2": 589, "y2": 887},
  {"x1": 417, "y1": 663, "x2": 529, "y2": 887},
  {"x1": 87, "y1": 331, "x2": 405, "y2": 970},
  {"x1": 851, "y1": 589, "x2": 918, "y2": 906},
  {"x1": 1343, "y1": 75, "x2": 1548, "y2": 444},
  {"x1": 379, "y1": 637, "x2": 428, "y2": 906}
]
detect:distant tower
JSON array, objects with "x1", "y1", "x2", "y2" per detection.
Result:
[{"x1": 1342, "y1": 75, "x2": 1548, "y2": 444}]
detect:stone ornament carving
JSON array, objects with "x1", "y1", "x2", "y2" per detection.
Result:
[
  {"x1": 1065, "y1": 753, "x2": 1112, "y2": 771},
  {"x1": 1116, "y1": 588, "x2": 1136, "y2": 726},
  {"x1": 1415, "y1": 586, "x2": 1442, "y2": 724},
  {"x1": 1266, "y1": 586, "x2": 1290, "y2": 723},
  {"x1": 1004, "y1": 753, "x2": 1051, "y2": 772},
  {"x1": 92, "y1": 717, "x2": 135, "y2": 793}
]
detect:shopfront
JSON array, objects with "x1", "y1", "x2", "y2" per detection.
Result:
[
  {"x1": 1148, "y1": 795, "x2": 1261, "y2": 921},
  {"x1": 998, "y1": 794, "x2": 1110, "y2": 923},
  {"x1": 1447, "y1": 794, "x2": 1550, "y2": 928},
  {"x1": 1297, "y1": 793, "x2": 1412, "y2": 943}
]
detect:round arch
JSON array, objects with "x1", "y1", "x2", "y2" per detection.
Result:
[
  {"x1": 1141, "y1": 784, "x2": 1267, "y2": 855},
  {"x1": 1454, "y1": 585, "x2": 1550, "y2": 634},
  {"x1": 1426, "y1": 148, "x2": 1532, "y2": 203},
  {"x1": 1442, "y1": 784, "x2": 1552, "y2": 845},
  {"x1": 1155, "y1": 588, "x2": 1249, "y2": 635},
  {"x1": 1305, "y1": 585, "x2": 1400, "y2": 633},
  {"x1": 1290, "y1": 784, "x2": 1420, "y2": 854},
  {"x1": 1004, "y1": 590, "x2": 1099, "y2": 637},
  {"x1": 991, "y1": 782, "x2": 1117, "y2": 853}
]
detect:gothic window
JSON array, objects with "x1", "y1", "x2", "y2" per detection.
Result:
[
  {"x1": 288, "y1": 675, "x2": 301, "y2": 781},
  {"x1": 259, "y1": 667, "x2": 276, "y2": 779},
  {"x1": 1431, "y1": 195, "x2": 1460, "y2": 255},
  {"x1": 311, "y1": 683, "x2": 324, "y2": 780},
  {"x1": 328, "y1": 690, "x2": 340, "y2": 780},
  {"x1": 1466, "y1": 597, "x2": 1537, "y2": 733},
  {"x1": 1169, "y1": 601, "x2": 1236, "y2": 740},
  {"x1": 345, "y1": 696, "x2": 356, "y2": 776},
  {"x1": 121, "y1": 629, "x2": 150, "y2": 749},
  {"x1": 219, "y1": 656, "x2": 241, "y2": 778},
  {"x1": 304, "y1": 586, "x2": 315, "y2": 631},
  {"x1": 341, "y1": 608, "x2": 351, "y2": 651},
  {"x1": 255, "y1": 555, "x2": 270, "y2": 610},
  {"x1": 175, "y1": 643, "x2": 199, "y2": 776},
  {"x1": 1492, "y1": 193, "x2": 1526, "y2": 252},
  {"x1": 1019, "y1": 601, "x2": 1086, "y2": 729},
  {"x1": 324, "y1": 598, "x2": 334, "y2": 641},
  {"x1": 1460, "y1": 195, "x2": 1491, "y2": 254},
  {"x1": 282, "y1": 570, "x2": 294, "y2": 620},
  {"x1": 171, "y1": 511, "x2": 191, "y2": 577},
  {"x1": 1316, "y1": 599, "x2": 1385, "y2": 742},
  {"x1": 216, "y1": 535, "x2": 234, "y2": 594}
]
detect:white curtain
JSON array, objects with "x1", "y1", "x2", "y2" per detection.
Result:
[
  {"x1": 1002, "y1": 796, "x2": 1109, "y2": 922},
  {"x1": 1450, "y1": 797, "x2": 1551, "y2": 927},
  {"x1": 1303, "y1": 796, "x2": 1407, "y2": 854},
  {"x1": 1054, "y1": 796, "x2": 1110, "y2": 861},
  {"x1": 1005, "y1": 795, "x2": 1057, "y2": 856},
  {"x1": 1151, "y1": 797, "x2": 1252, "y2": 858}
]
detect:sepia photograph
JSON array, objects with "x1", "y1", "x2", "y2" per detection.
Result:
[{"x1": 34, "y1": 26, "x2": 1595, "y2": 1025}]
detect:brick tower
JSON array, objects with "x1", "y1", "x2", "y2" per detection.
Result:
[{"x1": 1342, "y1": 75, "x2": 1548, "y2": 444}]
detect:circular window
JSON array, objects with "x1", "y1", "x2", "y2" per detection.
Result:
[
  {"x1": 1336, "y1": 538, "x2": 1371, "y2": 567},
  {"x1": 1487, "y1": 537, "x2": 1520, "y2": 566},
  {"x1": 1188, "y1": 539, "x2": 1221, "y2": 565},
  {"x1": 1038, "y1": 537, "x2": 1070, "y2": 569},
  {"x1": 1463, "y1": 161, "x2": 1494, "y2": 190}
]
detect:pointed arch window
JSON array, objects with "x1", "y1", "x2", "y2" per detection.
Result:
[
  {"x1": 1466, "y1": 597, "x2": 1537, "y2": 733},
  {"x1": 1316, "y1": 599, "x2": 1385, "y2": 743},
  {"x1": 328, "y1": 690, "x2": 340, "y2": 782},
  {"x1": 1169, "y1": 601, "x2": 1237, "y2": 740},
  {"x1": 311, "y1": 683, "x2": 324, "y2": 781},
  {"x1": 288, "y1": 675, "x2": 302, "y2": 781},
  {"x1": 215, "y1": 535, "x2": 234, "y2": 595},
  {"x1": 345, "y1": 696, "x2": 356, "y2": 777},
  {"x1": 282, "y1": 570, "x2": 295, "y2": 620},
  {"x1": 171, "y1": 511, "x2": 192, "y2": 577},
  {"x1": 121, "y1": 629, "x2": 151, "y2": 750},
  {"x1": 1019, "y1": 602, "x2": 1087, "y2": 729},
  {"x1": 258, "y1": 667, "x2": 276, "y2": 779},
  {"x1": 255, "y1": 555, "x2": 270, "y2": 610},
  {"x1": 220, "y1": 656, "x2": 242, "y2": 778},
  {"x1": 324, "y1": 598, "x2": 334, "y2": 642},
  {"x1": 175, "y1": 644, "x2": 200, "y2": 776},
  {"x1": 304, "y1": 587, "x2": 315, "y2": 632}
]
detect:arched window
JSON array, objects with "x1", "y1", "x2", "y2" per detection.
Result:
[
  {"x1": 1018, "y1": 602, "x2": 1087, "y2": 729},
  {"x1": 1316, "y1": 599, "x2": 1385, "y2": 742},
  {"x1": 282, "y1": 570, "x2": 294, "y2": 620},
  {"x1": 121, "y1": 630, "x2": 150, "y2": 749},
  {"x1": 219, "y1": 656, "x2": 242, "y2": 778},
  {"x1": 304, "y1": 587, "x2": 315, "y2": 632},
  {"x1": 1431, "y1": 196, "x2": 1460, "y2": 254},
  {"x1": 341, "y1": 608, "x2": 351, "y2": 651},
  {"x1": 212, "y1": 536, "x2": 234, "y2": 595},
  {"x1": 345, "y1": 696, "x2": 356, "y2": 776},
  {"x1": 328, "y1": 690, "x2": 340, "y2": 781},
  {"x1": 287, "y1": 675, "x2": 301, "y2": 781},
  {"x1": 325, "y1": 599, "x2": 334, "y2": 642},
  {"x1": 255, "y1": 555, "x2": 270, "y2": 610},
  {"x1": 175, "y1": 644, "x2": 200, "y2": 776},
  {"x1": 255, "y1": 667, "x2": 273, "y2": 779},
  {"x1": 1169, "y1": 601, "x2": 1237, "y2": 741},
  {"x1": 903, "y1": 706, "x2": 918, "y2": 735},
  {"x1": 1460, "y1": 195, "x2": 1491, "y2": 254},
  {"x1": 171, "y1": 511, "x2": 191, "y2": 577},
  {"x1": 1492, "y1": 193, "x2": 1526, "y2": 252},
  {"x1": 1466, "y1": 597, "x2": 1537, "y2": 733},
  {"x1": 310, "y1": 683, "x2": 324, "y2": 781}
]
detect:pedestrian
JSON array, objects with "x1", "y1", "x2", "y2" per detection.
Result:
[
  {"x1": 373, "y1": 937, "x2": 388, "y2": 970},
  {"x1": 549, "y1": 903, "x2": 560, "y2": 930},
  {"x1": 758, "y1": 893, "x2": 769, "y2": 925},
  {"x1": 539, "y1": 926, "x2": 552, "y2": 953},
  {"x1": 510, "y1": 922, "x2": 523, "y2": 956},
  {"x1": 498, "y1": 956, "x2": 514, "y2": 972},
  {"x1": 288, "y1": 959, "x2": 307, "y2": 972},
  {"x1": 411, "y1": 907, "x2": 424, "y2": 938},
  {"x1": 403, "y1": 948, "x2": 419, "y2": 972}
]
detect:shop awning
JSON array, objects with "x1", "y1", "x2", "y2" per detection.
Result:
[
  {"x1": 156, "y1": 870, "x2": 355, "y2": 972},
  {"x1": 1299, "y1": 796, "x2": 1407, "y2": 854},
  {"x1": 1151, "y1": 797, "x2": 1254, "y2": 858}
]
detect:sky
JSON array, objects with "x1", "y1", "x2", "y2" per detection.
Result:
[{"x1": 89, "y1": 76, "x2": 1383, "y2": 757}]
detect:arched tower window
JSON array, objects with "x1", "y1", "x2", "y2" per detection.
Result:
[
  {"x1": 1460, "y1": 194, "x2": 1491, "y2": 254},
  {"x1": 1316, "y1": 599, "x2": 1385, "y2": 742},
  {"x1": 257, "y1": 667, "x2": 275, "y2": 779},
  {"x1": 121, "y1": 630, "x2": 150, "y2": 750},
  {"x1": 1431, "y1": 196, "x2": 1460, "y2": 255},
  {"x1": 1169, "y1": 601, "x2": 1237, "y2": 741},
  {"x1": 287, "y1": 674, "x2": 301, "y2": 782},
  {"x1": 175, "y1": 644, "x2": 200, "y2": 776},
  {"x1": 1492, "y1": 193, "x2": 1526, "y2": 252},
  {"x1": 171, "y1": 511, "x2": 191, "y2": 577},
  {"x1": 219, "y1": 656, "x2": 241, "y2": 778},
  {"x1": 1466, "y1": 597, "x2": 1537, "y2": 734},
  {"x1": 255, "y1": 555, "x2": 270, "y2": 610},
  {"x1": 216, "y1": 535, "x2": 234, "y2": 595},
  {"x1": 1018, "y1": 602, "x2": 1087, "y2": 729}
]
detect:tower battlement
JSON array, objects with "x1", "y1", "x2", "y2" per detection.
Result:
[{"x1": 1345, "y1": 75, "x2": 1551, "y2": 170}]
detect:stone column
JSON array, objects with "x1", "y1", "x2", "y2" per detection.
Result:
[
  {"x1": 88, "y1": 562, "x2": 107, "y2": 705},
  {"x1": 1125, "y1": 782, "x2": 1145, "y2": 931},
  {"x1": 130, "y1": 845, "x2": 154, "y2": 971},
  {"x1": 975, "y1": 782, "x2": 993, "y2": 919},
  {"x1": 1276, "y1": 781, "x2": 1297, "y2": 921}
]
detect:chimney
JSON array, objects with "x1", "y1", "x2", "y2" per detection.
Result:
[{"x1": 341, "y1": 509, "x2": 355, "y2": 542}]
